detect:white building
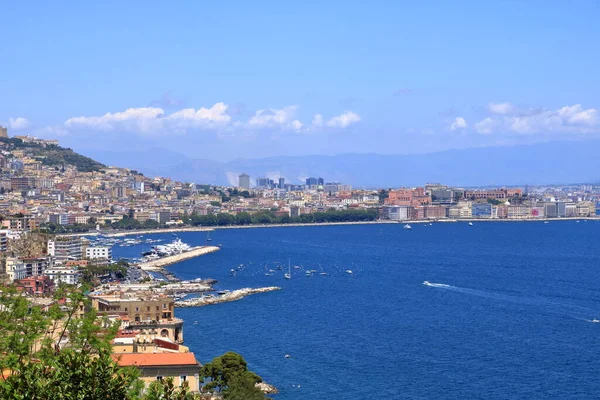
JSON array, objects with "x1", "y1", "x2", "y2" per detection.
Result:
[
  {"x1": 5, "y1": 258, "x2": 27, "y2": 282},
  {"x1": 86, "y1": 246, "x2": 112, "y2": 260},
  {"x1": 48, "y1": 237, "x2": 83, "y2": 263},
  {"x1": 45, "y1": 267, "x2": 80, "y2": 285}
]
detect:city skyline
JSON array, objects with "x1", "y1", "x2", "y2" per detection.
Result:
[{"x1": 1, "y1": 1, "x2": 599, "y2": 162}]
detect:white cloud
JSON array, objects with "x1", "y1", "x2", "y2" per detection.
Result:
[
  {"x1": 312, "y1": 114, "x2": 323, "y2": 127},
  {"x1": 291, "y1": 120, "x2": 303, "y2": 131},
  {"x1": 64, "y1": 103, "x2": 231, "y2": 134},
  {"x1": 326, "y1": 111, "x2": 361, "y2": 128},
  {"x1": 487, "y1": 102, "x2": 515, "y2": 115},
  {"x1": 450, "y1": 117, "x2": 467, "y2": 131},
  {"x1": 46, "y1": 103, "x2": 360, "y2": 137},
  {"x1": 65, "y1": 107, "x2": 165, "y2": 132},
  {"x1": 248, "y1": 106, "x2": 298, "y2": 129},
  {"x1": 475, "y1": 117, "x2": 495, "y2": 134},
  {"x1": 165, "y1": 103, "x2": 231, "y2": 124},
  {"x1": 475, "y1": 104, "x2": 599, "y2": 135},
  {"x1": 7, "y1": 117, "x2": 30, "y2": 130}
]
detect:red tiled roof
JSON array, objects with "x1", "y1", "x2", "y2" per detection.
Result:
[{"x1": 111, "y1": 352, "x2": 199, "y2": 367}]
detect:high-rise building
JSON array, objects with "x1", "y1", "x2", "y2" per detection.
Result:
[
  {"x1": 305, "y1": 177, "x2": 324, "y2": 187},
  {"x1": 0, "y1": 126, "x2": 7, "y2": 138},
  {"x1": 238, "y1": 174, "x2": 250, "y2": 189},
  {"x1": 278, "y1": 177, "x2": 285, "y2": 189},
  {"x1": 256, "y1": 177, "x2": 274, "y2": 189}
]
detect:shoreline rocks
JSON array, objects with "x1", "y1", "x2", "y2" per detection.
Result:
[{"x1": 175, "y1": 287, "x2": 281, "y2": 308}]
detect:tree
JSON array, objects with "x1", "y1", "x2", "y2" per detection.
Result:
[
  {"x1": 145, "y1": 377, "x2": 197, "y2": 400},
  {"x1": 223, "y1": 372, "x2": 266, "y2": 400},
  {"x1": 0, "y1": 285, "x2": 143, "y2": 399},
  {"x1": 200, "y1": 352, "x2": 264, "y2": 399}
]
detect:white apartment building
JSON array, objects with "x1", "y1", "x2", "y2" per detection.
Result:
[
  {"x1": 45, "y1": 267, "x2": 80, "y2": 285},
  {"x1": 48, "y1": 237, "x2": 83, "y2": 263},
  {"x1": 5, "y1": 258, "x2": 27, "y2": 282},
  {"x1": 86, "y1": 246, "x2": 112, "y2": 260}
]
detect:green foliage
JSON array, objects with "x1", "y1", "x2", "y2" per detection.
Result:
[
  {"x1": 145, "y1": 377, "x2": 198, "y2": 400},
  {"x1": 110, "y1": 217, "x2": 161, "y2": 230},
  {"x1": 487, "y1": 198, "x2": 502, "y2": 205},
  {"x1": 190, "y1": 208, "x2": 377, "y2": 227},
  {"x1": 200, "y1": 352, "x2": 265, "y2": 399},
  {"x1": 378, "y1": 189, "x2": 389, "y2": 203},
  {"x1": 0, "y1": 285, "x2": 143, "y2": 399},
  {"x1": 210, "y1": 201, "x2": 222, "y2": 207},
  {"x1": 40, "y1": 222, "x2": 95, "y2": 234},
  {"x1": 223, "y1": 373, "x2": 266, "y2": 400},
  {"x1": 0, "y1": 138, "x2": 105, "y2": 172},
  {"x1": 80, "y1": 263, "x2": 127, "y2": 285}
]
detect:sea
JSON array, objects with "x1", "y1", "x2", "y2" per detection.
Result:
[{"x1": 111, "y1": 221, "x2": 600, "y2": 399}]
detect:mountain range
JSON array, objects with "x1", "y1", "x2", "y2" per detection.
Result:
[{"x1": 78, "y1": 140, "x2": 600, "y2": 188}]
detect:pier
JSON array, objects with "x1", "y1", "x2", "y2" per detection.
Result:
[
  {"x1": 175, "y1": 286, "x2": 281, "y2": 308},
  {"x1": 137, "y1": 246, "x2": 220, "y2": 271}
]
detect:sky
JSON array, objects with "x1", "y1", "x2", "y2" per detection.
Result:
[{"x1": 1, "y1": 1, "x2": 599, "y2": 161}]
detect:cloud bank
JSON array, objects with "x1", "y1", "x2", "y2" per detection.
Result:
[
  {"x1": 475, "y1": 104, "x2": 598, "y2": 135},
  {"x1": 59, "y1": 103, "x2": 360, "y2": 136}
]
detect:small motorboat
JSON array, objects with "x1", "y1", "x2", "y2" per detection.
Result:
[
  {"x1": 345, "y1": 270, "x2": 353, "y2": 274},
  {"x1": 403, "y1": 224, "x2": 412, "y2": 230}
]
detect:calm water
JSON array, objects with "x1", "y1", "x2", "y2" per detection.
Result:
[{"x1": 113, "y1": 221, "x2": 600, "y2": 399}]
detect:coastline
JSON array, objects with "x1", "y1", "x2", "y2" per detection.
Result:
[{"x1": 59, "y1": 216, "x2": 600, "y2": 238}]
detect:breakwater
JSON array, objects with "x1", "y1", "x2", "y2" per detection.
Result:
[
  {"x1": 137, "y1": 246, "x2": 220, "y2": 271},
  {"x1": 175, "y1": 286, "x2": 281, "y2": 308}
]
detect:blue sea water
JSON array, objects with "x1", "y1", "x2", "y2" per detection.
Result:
[{"x1": 112, "y1": 221, "x2": 600, "y2": 399}]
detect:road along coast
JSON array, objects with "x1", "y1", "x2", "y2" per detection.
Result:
[
  {"x1": 175, "y1": 287, "x2": 281, "y2": 308},
  {"x1": 137, "y1": 246, "x2": 220, "y2": 271}
]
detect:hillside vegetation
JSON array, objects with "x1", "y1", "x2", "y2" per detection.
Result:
[{"x1": 0, "y1": 137, "x2": 105, "y2": 172}]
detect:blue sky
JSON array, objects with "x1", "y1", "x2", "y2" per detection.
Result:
[{"x1": 1, "y1": 1, "x2": 599, "y2": 160}]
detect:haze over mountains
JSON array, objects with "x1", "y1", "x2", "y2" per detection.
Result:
[{"x1": 80, "y1": 140, "x2": 599, "y2": 188}]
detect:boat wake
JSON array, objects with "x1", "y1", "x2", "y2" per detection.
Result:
[
  {"x1": 423, "y1": 280, "x2": 597, "y2": 321},
  {"x1": 423, "y1": 281, "x2": 450, "y2": 288}
]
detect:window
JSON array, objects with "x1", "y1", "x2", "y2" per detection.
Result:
[
  {"x1": 147, "y1": 306, "x2": 150, "y2": 311},
  {"x1": 163, "y1": 304, "x2": 167, "y2": 309},
  {"x1": 180, "y1": 376, "x2": 187, "y2": 385},
  {"x1": 135, "y1": 307, "x2": 139, "y2": 312},
  {"x1": 156, "y1": 376, "x2": 163, "y2": 381},
  {"x1": 156, "y1": 306, "x2": 159, "y2": 311},
  {"x1": 124, "y1": 307, "x2": 128, "y2": 311}
]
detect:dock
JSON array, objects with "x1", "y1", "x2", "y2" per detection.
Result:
[{"x1": 137, "y1": 246, "x2": 221, "y2": 271}]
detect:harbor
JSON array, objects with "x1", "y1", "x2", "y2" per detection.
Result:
[{"x1": 137, "y1": 245, "x2": 221, "y2": 271}]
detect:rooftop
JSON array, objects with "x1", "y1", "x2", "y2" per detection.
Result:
[{"x1": 111, "y1": 352, "x2": 199, "y2": 367}]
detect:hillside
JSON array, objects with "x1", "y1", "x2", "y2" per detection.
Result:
[
  {"x1": 81, "y1": 139, "x2": 600, "y2": 187},
  {"x1": 0, "y1": 137, "x2": 105, "y2": 172}
]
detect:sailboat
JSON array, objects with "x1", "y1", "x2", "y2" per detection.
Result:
[
  {"x1": 206, "y1": 231, "x2": 212, "y2": 242},
  {"x1": 284, "y1": 259, "x2": 291, "y2": 279}
]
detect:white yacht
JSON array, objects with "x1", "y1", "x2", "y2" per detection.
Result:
[
  {"x1": 403, "y1": 224, "x2": 412, "y2": 230},
  {"x1": 284, "y1": 259, "x2": 291, "y2": 279}
]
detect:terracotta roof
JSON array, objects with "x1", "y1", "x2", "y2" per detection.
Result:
[{"x1": 111, "y1": 352, "x2": 199, "y2": 367}]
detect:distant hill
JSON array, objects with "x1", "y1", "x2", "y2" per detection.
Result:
[
  {"x1": 79, "y1": 139, "x2": 600, "y2": 187},
  {"x1": 0, "y1": 137, "x2": 105, "y2": 172}
]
